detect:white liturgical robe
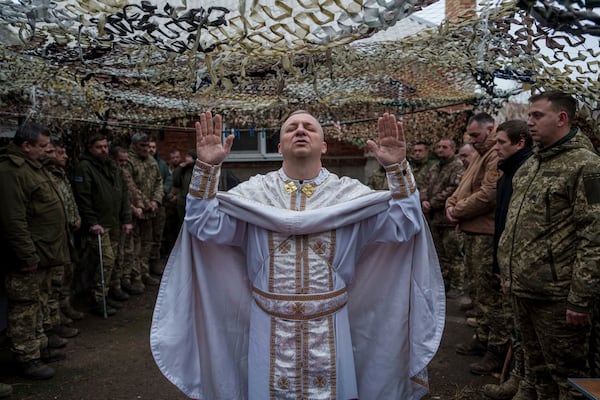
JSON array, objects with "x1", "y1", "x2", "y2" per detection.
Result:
[{"x1": 151, "y1": 163, "x2": 445, "y2": 400}]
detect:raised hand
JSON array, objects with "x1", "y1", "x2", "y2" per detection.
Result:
[
  {"x1": 195, "y1": 111, "x2": 234, "y2": 165},
  {"x1": 366, "y1": 113, "x2": 407, "y2": 167}
]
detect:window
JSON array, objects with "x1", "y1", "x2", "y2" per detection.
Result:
[{"x1": 224, "y1": 126, "x2": 282, "y2": 161}]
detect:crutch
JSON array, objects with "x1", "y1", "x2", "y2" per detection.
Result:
[{"x1": 97, "y1": 233, "x2": 108, "y2": 319}]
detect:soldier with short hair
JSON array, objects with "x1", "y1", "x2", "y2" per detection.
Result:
[
  {"x1": 499, "y1": 91, "x2": 600, "y2": 399},
  {"x1": 126, "y1": 133, "x2": 163, "y2": 292},
  {"x1": 43, "y1": 137, "x2": 81, "y2": 341},
  {"x1": 447, "y1": 113, "x2": 511, "y2": 377},
  {"x1": 0, "y1": 121, "x2": 69, "y2": 379},
  {"x1": 148, "y1": 139, "x2": 171, "y2": 272},
  {"x1": 73, "y1": 134, "x2": 133, "y2": 316},
  {"x1": 110, "y1": 146, "x2": 144, "y2": 299},
  {"x1": 481, "y1": 119, "x2": 534, "y2": 400},
  {"x1": 410, "y1": 141, "x2": 435, "y2": 188},
  {"x1": 421, "y1": 139, "x2": 465, "y2": 299}
]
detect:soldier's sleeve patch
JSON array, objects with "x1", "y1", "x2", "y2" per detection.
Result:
[
  {"x1": 583, "y1": 173, "x2": 600, "y2": 204},
  {"x1": 73, "y1": 176, "x2": 84, "y2": 183}
]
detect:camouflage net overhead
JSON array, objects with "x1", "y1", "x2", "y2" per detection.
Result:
[{"x1": 0, "y1": 0, "x2": 598, "y2": 141}]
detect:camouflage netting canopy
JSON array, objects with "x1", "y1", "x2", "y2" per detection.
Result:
[{"x1": 0, "y1": 0, "x2": 598, "y2": 144}]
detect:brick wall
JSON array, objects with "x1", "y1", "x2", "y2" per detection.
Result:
[{"x1": 446, "y1": 0, "x2": 476, "y2": 20}]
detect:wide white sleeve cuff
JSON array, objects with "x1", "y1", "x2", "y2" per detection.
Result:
[
  {"x1": 189, "y1": 160, "x2": 221, "y2": 199},
  {"x1": 385, "y1": 159, "x2": 417, "y2": 199}
]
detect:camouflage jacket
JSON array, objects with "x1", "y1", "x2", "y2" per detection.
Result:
[
  {"x1": 127, "y1": 150, "x2": 163, "y2": 219},
  {"x1": 0, "y1": 143, "x2": 69, "y2": 269},
  {"x1": 498, "y1": 130, "x2": 600, "y2": 312},
  {"x1": 410, "y1": 158, "x2": 435, "y2": 190},
  {"x1": 421, "y1": 156, "x2": 464, "y2": 227},
  {"x1": 367, "y1": 166, "x2": 388, "y2": 190},
  {"x1": 47, "y1": 164, "x2": 81, "y2": 231},
  {"x1": 121, "y1": 166, "x2": 145, "y2": 211}
]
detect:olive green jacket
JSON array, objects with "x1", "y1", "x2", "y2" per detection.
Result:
[
  {"x1": 0, "y1": 143, "x2": 69, "y2": 269},
  {"x1": 498, "y1": 130, "x2": 600, "y2": 313},
  {"x1": 73, "y1": 152, "x2": 131, "y2": 230}
]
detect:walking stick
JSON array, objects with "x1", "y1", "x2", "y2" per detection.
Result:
[
  {"x1": 500, "y1": 342, "x2": 513, "y2": 383},
  {"x1": 97, "y1": 233, "x2": 108, "y2": 319}
]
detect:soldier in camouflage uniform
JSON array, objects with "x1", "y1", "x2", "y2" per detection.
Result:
[
  {"x1": 447, "y1": 113, "x2": 511, "y2": 377},
  {"x1": 498, "y1": 91, "x2": 600, "y2": 400},
  {"x1": 367, "y1": 165, "x2": 388, "y2": 190},
  {"x1": 149, "y1": 140, "x2": 171, "y2": 273},
  {"x1": 421, "y1": 139, "x2": 465, "y2": 298},
  {"x1": 74, "y1": 135, "x2": 133, "y2": 316},
  {"x1": 111, "y1": 146, "x2": 145, "y2": 297},
  {"x1": 0, "y1": 122, "x2": 68, "y2": 379},
  {"x1": 126, "y1": 133, "x2": 164, "y2": 292},
  {"x1": 409, "y1": 141, "x2": 435, "y2": 189},
  {"x1": 481, "y1": 120, "x2": 535, "y2": 400},
  {"x1": 43, "y1": 137, "x2": 82, "y2": 341}
]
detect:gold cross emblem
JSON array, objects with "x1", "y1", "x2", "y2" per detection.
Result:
[
  {"x1": 284, "y1": 181, "x2": 297, "y2": 194},
  {"x1": 301, "y1": 183, "x2": 316, "y2": 197}
]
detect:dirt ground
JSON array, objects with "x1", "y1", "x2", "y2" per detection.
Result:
[{"x1": 0, "y1": 262, "x2": 499, "y2": 400}]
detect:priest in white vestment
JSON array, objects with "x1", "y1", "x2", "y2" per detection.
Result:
[{"x1": 151, "y1": 111, "x2": 445, "y2": 400}]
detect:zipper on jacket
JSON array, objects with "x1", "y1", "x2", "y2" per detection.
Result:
[{"x1": 546, "y1": 243, "x2": 557, "y2": 281}]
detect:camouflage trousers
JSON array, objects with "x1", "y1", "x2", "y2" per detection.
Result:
[
  {"x1": 85, "y1": 229, "x2": 119, "y2": 302},
  {"x1": 514, "y1": 296, "x2": 590, "y2": 400},
  {"x1": 506, "y1": 292, "x2": 536, "y2": 388},
  {"x1": 41, "y1": 264, "x2": 64, "y2": 331},
  {"x1": 121, "y1": 222, "x2": 137, "y2": 284},
  {"x1": 5, "y1": 268, "x2": 51, "y2": 362},
  {"x1": 128, "y1": 218, "x2": 153, "y2": 283},
  {"x1": 113, "y1": 228, "x2": 132, "y2": 291},
  {"x1": 430, "y1": 224, "x2": 465, "y2": 291},
  {"x1": 464, "y1": 233, "x2": 511, "y2": 349}
]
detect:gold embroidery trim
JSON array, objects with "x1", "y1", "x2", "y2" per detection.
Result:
[
  {"x1": 253, "y1": 286, "x2": 347, "y2": 301},
  {"x1": 254, "y1": 298, "x2": 348, "y2": 321}
]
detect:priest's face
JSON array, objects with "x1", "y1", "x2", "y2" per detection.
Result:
[{"x1": 278, "y1": 112, "x2": 327, "y2": 161}]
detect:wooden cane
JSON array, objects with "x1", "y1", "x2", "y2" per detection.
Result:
[{"x1": 500, "y1": 342, "x2": 513, "y2": 383}]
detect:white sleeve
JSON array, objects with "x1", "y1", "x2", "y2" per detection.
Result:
[{"x1": 184, "y1": 160, "x2": 246, "y2": 246}]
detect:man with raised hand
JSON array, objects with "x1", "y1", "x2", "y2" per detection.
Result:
[{"x1": 151, "y1": 111, "x2": 445, "y2": 400}]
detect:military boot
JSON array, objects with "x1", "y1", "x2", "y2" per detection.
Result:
[
  {"x1": 456, "y1": 335, "x2": 487, "y2": 356},
  {"x1": 470, "y1": 351, "x2": 502, "y2": 376},
  {"x1": 106, "y1": 297, "x2": 123, "y2": 309},
  {"x1": 46, "y1": 331, "x2": 68, "y2": 349},
  {"x1": 61, "y1": 299, "x2": 84, "y2": 320},
  {"x1": 481, "y1": 374, "x2": 521, "y2": 399},
  {"x1": 0, "y1": 382, "x2": 12, "y2": 398},
  {"x1": 19, "y1": 359, "x2": 55, "y2": 379},
  {"x1": 142, "y1": 274, "x2": 159, "y2": 286},
  {"x1": 40, "y1": 348, "x2": 67, "y2": 363},
  {"x1": 122, "y1": 279, "x2": 142, "y2": 295},
  {"x1": 512, "y1": 380, "x2": 538, "y2": 400},
  {"x1": 54, "y1": 324, "x2": 79, "y2": 338},
  {"x1": 109, "y1": 287, "x2": 130, "y2": 301}
]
